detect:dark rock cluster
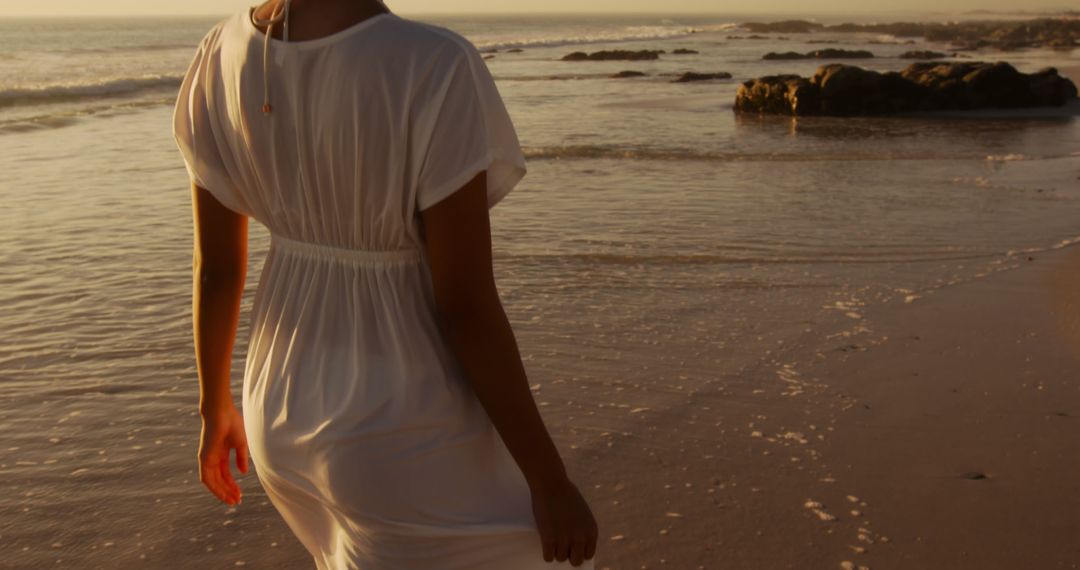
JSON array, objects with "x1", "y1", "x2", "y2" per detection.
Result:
[
  {"x1": 672, "y1": 71, "x2": 732, "y2": 82},
  {"x1": 739, "y1": 18, "x2": 1079, "y2": 51},
  {"x1": 924, "y1": 19, "x2": 1080, "y2": 50},
  {"x1": 561, "y1": 49, "x2": 664, "y2": 61},
  {"x1": 742, "y1": 20, "x2": 824, "y2": 34},
  {"x1": 607, "y1": 70, "x2": 733, "y2": 82},
  {"x1": 734, "y1": 61, "x2": 1078, "y2": 116},
  {"x1": 763, "y1": 49, "x2": 875, "y2": 60},
  {"x1": 899, "y1": 50, "x2": 951, "y2": 59}
]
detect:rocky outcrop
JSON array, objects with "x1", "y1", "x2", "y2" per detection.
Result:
[
  {"x1": 672, "y1": 71, "x2": 733, "y2": 82},
  {"x1": 925, "y1": 18, "x2": 1079, "y2": 50},
  {"x1": 763, "y1": 49, "x2": 874, "y2": 60},
  {"x1": 611, "y1": 70, "x2": 647, "y2": 78},
  {"x1": 738, "y1": 17, "x2": 1079, "y2": 51},
  {"x1": 734, "y1": 61, "x2": 1078, "y2": 116},
  {"x1": 900, "y1": 50, "x2": 950, "y2": 59},
  {"x1": 562, "y1": 49, "x2": 664, "y2": 61},
  {"x1": 742, "y1": 20, "x2": 824, "y2": 34},
  {"x1": 672, "y1": 48, "x2": 699, "y2": 54},
  {"x1": 827, "y1": 22, "x2": 929, "y2": 37}
]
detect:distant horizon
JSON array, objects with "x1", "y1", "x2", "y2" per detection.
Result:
[
  {"x1": 0, "y1": 7, "x2": 1075, "y2": 18},
  {"x1": 0, "y1": 0, "x2": 1075, "y2": 18}
]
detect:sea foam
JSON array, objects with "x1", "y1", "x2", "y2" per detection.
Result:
[{"x1": 0, "y1": 75, "x2": 183, "y2": 109}]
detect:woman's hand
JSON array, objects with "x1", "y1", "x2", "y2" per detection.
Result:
[
  {"x1": 198, "y1": 403, "x2": 250, "y2": 505},
  {"x1": 530, "y1": 476, "x2": 599, "y2": 566}
]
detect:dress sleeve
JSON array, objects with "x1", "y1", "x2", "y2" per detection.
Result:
[
  {"x1": 413, "y1": 39, "x2": 527, "y2": 212},
  {"x1": 172, "y1": 32, "x2": 250, "y2": 217}
]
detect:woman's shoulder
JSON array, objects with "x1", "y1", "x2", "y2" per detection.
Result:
[
  {"x1": 379, "y1": 15, "x2": 483, "y2": 63},
  {"x1": 189, "y1": 12, "x2": 237, "y2": 54}
]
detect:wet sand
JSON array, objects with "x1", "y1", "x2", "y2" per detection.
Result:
[
  {"x1": 795, "y1": 245, "x2": 1080, "y2": 569},
  {"x1": 584, "y1": 245, "x2": 1080, "y2": 569}
]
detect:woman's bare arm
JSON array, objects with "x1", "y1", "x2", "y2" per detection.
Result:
[
  {"x1": 191, "y1": 183, "x2": 247, "y2": 414},
  {"x1": 420, "y1": 173, "x2": 599, "y2": 565},
  {"x1": 419, "y1": 172, "x2": 569, "y2": 490},
  {"x1": 191, "y1": 183, "x2": 250, "y2": 506}
]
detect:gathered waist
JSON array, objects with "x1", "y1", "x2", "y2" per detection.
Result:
[{"x1": 270, "y1": 232, "x2": 424, "y2": 265}]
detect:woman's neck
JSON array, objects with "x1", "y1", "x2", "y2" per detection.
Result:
[{"x1": 251, "y1": 0, "x2": 390, "y2": 41}]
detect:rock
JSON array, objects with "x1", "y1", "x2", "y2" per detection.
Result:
[
  {"x1": 900, "y1": 50, "x2": 950, "y2": 59},
  {"x1": 962, "y1": 61, "x2": 1035, "y2": 107},
  {"x1": 763, "y1": 49, "x2": 875, "y2": 60},
  {"x1": 672, "y1": 71, "x2": 732, "y2": 82},
  {"x1": 672, "y1": 48, "x2": 699, "y2": 54},
  {"x1": 482, "y1": 54, "x2": 495, "y2": 60},
  {"x1": 733, "y1": 74, "x2": 812, "y2": 115},
  {"x1": 829, "y1": 21, "x2": 928, "y2": 37},
  {"x1": 561, "y1": 49, "x2": 664, "y2": 61},
  {"x1": 611, "y1": 70, "x2": 647, "y2": 78},
  {"x1": 742, "y1": 20, "x2": 825, "y2": 34},
  {"x1": 507, "y1": 48, "x2": 523, "y2": 53},
  {"x1": 762, "y1": 51, "x2": 804, "y2": 60},
  {"x1": 807, "y1": 48, "x2": 874, "y2": 59},
  {"x1": 742, "y1": 18, "x2": 1080, "y2": 50},
  {"x1": 815, "y1": 64, "x2": 890, "y2": 114},
  {"x1": 1049, "y1": 38, "x2": 1077, "y2": 49},
  {"x1": 734, "y1": 61, "x2": 1079, "y2": 115},
  {"x1": 829, "y1": 18, "x2": 1080, "y2": 50},
  {"x1": 1030, "y1": 67, "x2": 1080, "y2": 105}
]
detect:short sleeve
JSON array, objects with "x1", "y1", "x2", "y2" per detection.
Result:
[
  {"x1": 172, "y1": 31, "x2": 250, "y2": 217},
  {"x1": 413, "y1": 39, "x2": 527, "y2": 212}
]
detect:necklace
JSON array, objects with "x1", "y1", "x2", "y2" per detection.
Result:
[{"x1": 250, "y1": 0, "x2": 293, "y2": 114}]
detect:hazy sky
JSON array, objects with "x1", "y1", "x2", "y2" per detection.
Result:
[{"x1": 0, "y1": 0, "x2": 1069, "y2": 17}]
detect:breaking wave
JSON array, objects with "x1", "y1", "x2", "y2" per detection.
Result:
[{"x1": 0, "y1": 75, "x2": 182, "y2": 109}]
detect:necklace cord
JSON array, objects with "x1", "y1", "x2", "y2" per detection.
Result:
[{"x1": 250, "y1": 0, "x2": 292, "y2": 114}]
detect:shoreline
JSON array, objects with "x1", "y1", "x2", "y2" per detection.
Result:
[
  {"x1": 792, "y1": 242, "x2": 1080, "y2": 569},
  {"x1": 585, "y1": 241, "x2": 1080, "y2": 568}
]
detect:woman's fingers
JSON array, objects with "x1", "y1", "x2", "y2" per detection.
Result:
[
  {"x1": 220, "y1": 457, "x2": 241, "y2": 503},
  {"x1": 555, "y1": 533, "x2": 570, "y2": 562},
  {"x1": 199, "y1": 459, "x2": 229, "y2": 503},
  {"x1": 584, "y1": 527, "x2": 597, "y2": 560},
  {"x1": 569, "y1": 533, "x2": 586, "y2": 566},
  {"x1": 198, "y1": 408, "x2": 250, "y2": 505},
  {"x1": 539, "y1": 528, "x2": 554, "y2": 562},
  {"x1": 199, "y1": 449, "x2": 241, "y2": 505},
  {"x1": 236, "y1": 444, "x2": 250, "y2": 474}
]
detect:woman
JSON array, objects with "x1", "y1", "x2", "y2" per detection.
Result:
[{"x1": 173, "y1": 0, "x2": 598, "y2": 567}]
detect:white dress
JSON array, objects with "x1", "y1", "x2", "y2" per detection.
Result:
[{"x1": 173, "y1": 7, "x2": 592, "y2": 569}]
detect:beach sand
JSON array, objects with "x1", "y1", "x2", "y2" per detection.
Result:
[
  {"x1": 795, "y1": 246, "x2": 1080, "y2": 569},
  {"x1": 584, "y1": 245, "x2": 1080, "y2": 569}
]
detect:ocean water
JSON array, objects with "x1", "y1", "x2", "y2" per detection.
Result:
[{"x1": 1, "y1": 10, "x2": 1079, "y2": 568}]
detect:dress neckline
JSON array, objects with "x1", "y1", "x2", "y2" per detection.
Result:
[{"x1": 245, "y1": 5, "x2": 394, "y2": 49}]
